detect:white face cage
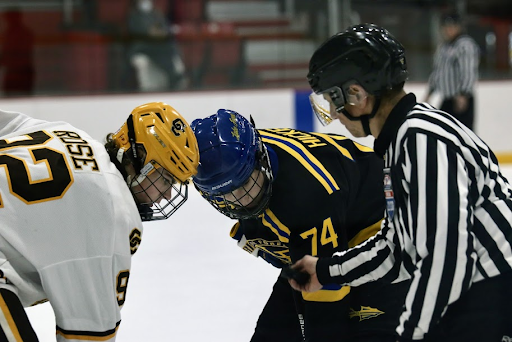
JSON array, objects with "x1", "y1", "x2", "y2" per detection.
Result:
[{"x1": 128, "y1": 161, "x2": 189, "y2": 221}]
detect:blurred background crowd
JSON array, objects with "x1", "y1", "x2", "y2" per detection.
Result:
[{"x1": 0, "y1": 0, "x2": 510, "y2": 97}]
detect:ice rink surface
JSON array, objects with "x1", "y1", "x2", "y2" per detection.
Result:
[{"x1": 26, "y1": 165, "x2": 512, "y2": 341}]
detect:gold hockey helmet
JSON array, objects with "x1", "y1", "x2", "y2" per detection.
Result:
[
  {"x1": 113, "y1": 102, "x2": 198, "y2": 183},
  {"x1": 112, "y1": 102, "x2": 199, "y2": 220}
]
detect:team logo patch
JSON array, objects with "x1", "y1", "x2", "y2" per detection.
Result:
[
  {"x1": 129, "y1": 228, "x2": 142, "y2": 255},
  {"x1": 383, "y1": 168, "x2": 394, "y2": 220},
  {"x1": 349, "y1": 306, "x2": 385, "y2": 321},
  {"x1": 245, "y1": 238, "x2": 291, "y2": 264}
]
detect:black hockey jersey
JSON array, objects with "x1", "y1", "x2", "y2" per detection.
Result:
[{"x1": 233, "y1": 128, "x2": 396, "y2": 340}]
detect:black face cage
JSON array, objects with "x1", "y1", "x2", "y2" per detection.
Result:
[
  {"x1": 198, "y1": 144, "x2": 273, "y2": 220},
  {"x1": 129, "y1": 162, "x2": 189, "y2": 221}
]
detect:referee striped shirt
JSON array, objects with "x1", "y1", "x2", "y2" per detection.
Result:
[
  {"x1": 316, "y1": 93, "x2": 512, "y2": 340},
  {"x1": 428, "y1": 34, "x2": 480, "y2": 98}
]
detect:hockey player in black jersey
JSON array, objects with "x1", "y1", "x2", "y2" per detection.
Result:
[{"x1": 191, "y1": 109, "x2": 408, "y2": 342}]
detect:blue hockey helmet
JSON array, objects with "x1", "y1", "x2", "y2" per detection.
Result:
[{"x1": 192, "y1": 109, "x2": 273, "y2": 219}]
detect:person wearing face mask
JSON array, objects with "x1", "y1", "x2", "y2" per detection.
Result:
[
  {"x1": 190, "y1": 109, "x2": 410, "y2": 342},
  {"x1": 0, "y1": 102, "x2": 198, "y2": 341},
  {"x1": 127, "y1": 0, "x2": 187, "y2": 91},
  {"x1": 291, "y1": 23, "x2": 512, "y2": 342}
]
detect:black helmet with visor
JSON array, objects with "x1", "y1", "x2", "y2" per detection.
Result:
[{"x1": 308, "y1": 23, "x2": 408, "y2": 126}]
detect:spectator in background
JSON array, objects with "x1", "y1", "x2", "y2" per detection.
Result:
[
  {"x1": 0, "y1": 10, "x2": 35, "y2": 96},
  {"x1": 127, "y1": 0, "x2": 186, "y2": 91},
  {"x1": 424, "y1": 12, "x2": 480, "y2": 130}
]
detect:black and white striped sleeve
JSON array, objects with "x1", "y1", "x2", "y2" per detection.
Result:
[
  {"x1": 316, "y1": 222, "x2": 405, "y2": 287},
  {"x1": 427, "y1": 36, "x2": 479, "y2": 98},
  {"x1": 427, "y1": 48, "x2": 442, "y2": 94},
  {"x1": 393, "y1": 128, "x2": 475, "y2": 340},
  {"x1": 455, "y1": 38, "x2": 479, "y2": 95}
]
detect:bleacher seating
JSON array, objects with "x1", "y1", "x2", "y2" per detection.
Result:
[
  {"x1": 203, "y1": 0, "x2": 313, "y2": 88},
  {"x1": 0, "y1": 0, "x2": 314, "y2": 95}
]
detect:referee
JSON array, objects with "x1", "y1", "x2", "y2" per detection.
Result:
[
  {"x1": 291, "y1": 24, "x2": 512, "y2": 341},
  {"x1": 425, "y1": 13, "x2": 480, "y2": 130}
]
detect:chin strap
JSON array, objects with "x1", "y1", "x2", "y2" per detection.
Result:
[
  {"x1": 342, "y1": 97, "x2": 381, "y2": 136},
  {"x1": 126, "y1": 114, "x2": 142, "y2": 175},
  {"x1": 361, "y1": 116, "x2": 372, "y2": 136}
]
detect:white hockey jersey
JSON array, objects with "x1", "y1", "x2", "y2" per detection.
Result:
[{"x1": 0, "y1": 110, "x2": 143, "y2": 341}]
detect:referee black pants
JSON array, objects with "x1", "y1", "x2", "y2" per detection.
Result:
[
  {"x1": 423, "y1": 271, "x2": 512, "y2": 342},
  {"x1": 440, "y1": 95, "x2": 475, "y2": 130}
]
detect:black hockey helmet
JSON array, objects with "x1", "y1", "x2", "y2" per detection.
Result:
[{"x1": 308, "y1": 23, "x2": 408, "y2": 97}]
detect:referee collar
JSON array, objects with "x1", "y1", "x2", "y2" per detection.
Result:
[{"x1": 373, "y1": 93, "x2": 417, "y2": 158}]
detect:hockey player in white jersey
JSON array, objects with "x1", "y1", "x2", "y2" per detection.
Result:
[{"x1": 0, "y1": 102, "x2": 198, "y2": 341}]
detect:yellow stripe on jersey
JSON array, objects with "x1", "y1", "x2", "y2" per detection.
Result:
[
  {"x1": 0, "y1": 294, "x2": 23, "y2": 342},
  {"x1": 229, "y1": 222, "x2": 241, "y2": 238},
  {"x1": 353, "y1": 141, "x2": 374, "y2": 152},
  {"x1": 311, "y1": 132, "x2": 374, "y2": 155},
  {"x1": 302, "y1": 285, "x2": 351, "y2": 302},
  {"x1": 348, "y1": 220, "x2": 383, "y2": 248},
  {"x1": 261, "y1": 209, "x2": 291, "y2": 243},
  {"x1": 260, "y1": 131, "x2": 339, "y2": 194},
  {"x1": 310, "y1": 133, "x2": 354, "y2": 161}
]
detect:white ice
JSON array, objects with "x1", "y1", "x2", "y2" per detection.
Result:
[
  {"x1": 27, "y1": 165, "x2": 512, "y2": 341},
  {"x1": 26, "y1": 186, "x2": 280, "y2": 342}
]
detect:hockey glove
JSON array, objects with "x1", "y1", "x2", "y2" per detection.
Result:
[{"x1": 230, "y1": 223, "x2": 287, "y2": 268}]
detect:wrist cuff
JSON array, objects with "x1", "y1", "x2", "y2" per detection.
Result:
[{"x1": 316, "y1": 257, "x2": 337, "y2": 285}]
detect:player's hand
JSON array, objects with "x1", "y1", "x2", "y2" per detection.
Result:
[
  {"x1": 454, "y1": 94, "x2": 468, "y2": 113},
  {"x1": 288, "y1": 255, "x2": 323, "y2": 293}
]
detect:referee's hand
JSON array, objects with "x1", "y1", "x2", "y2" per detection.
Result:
[
  {"x1": 454, "y1": 94, "x2": 468, "y2": 113},
  {"x1": 288, "y1": 255, "x2": 323, "y2": 293}
]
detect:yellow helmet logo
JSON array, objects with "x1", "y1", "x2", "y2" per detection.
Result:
[{"x1": 113, "y1": 102, "x2": 199, "y2": 183}]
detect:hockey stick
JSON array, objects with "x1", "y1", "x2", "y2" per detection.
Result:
[
  {"x1": 290, "y1": 286, "x2": 306, "y2": 341},
  {"x1": 282, "y1": 265, "x2": 310, "y2": 341}
]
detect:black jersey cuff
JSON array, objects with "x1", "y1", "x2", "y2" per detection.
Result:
[{"x1": 316, "y1": 257, "x2": 344, "y2": 285}]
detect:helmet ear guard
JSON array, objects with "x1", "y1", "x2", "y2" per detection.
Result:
[
  {"x1": 309, "y1": 82, "x2": 368, "y2": 126},
  {"x1": 347, "y1": 86, "x2": 367, "y2": 107},
  {"x1": 111, "y1": 102, "x2": 199, "y2": 220}
]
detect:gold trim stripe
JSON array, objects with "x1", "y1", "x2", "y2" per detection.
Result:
[
  {"x1": 310, "y1": 133, "x2": 354, "y2": 161},
  {"x1": 56, "y1": 326, "x2": 119, "y2": 341},
  {"x1": 302, "y1": 285, "x2": 351, "y2": 302},
  {"x1": 496, "y1": 153, "x2": 512, "y2": 165},
  {"x1": 261, "y1": 132, "x2": 339, "y2": 194},
  {"x1": 261, "y1": 209, "x2": 291, "y2": 243},
  {"x1": 0, "y1": 293, "x2": 23, "y2": 342},
  {"x1": 348, "y1": 220, "x2": 383, "y2": 248}
]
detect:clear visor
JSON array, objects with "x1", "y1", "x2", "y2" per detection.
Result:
[
  {"x1": 309, "y1": 86, "x2": 346, "y2": 126},
  {"x1": 309, "y1": 92, "x2": 334, "y2": 126}
]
